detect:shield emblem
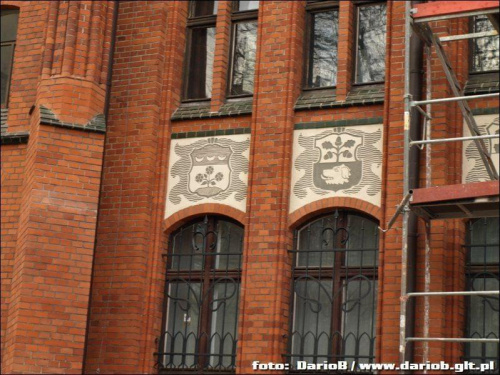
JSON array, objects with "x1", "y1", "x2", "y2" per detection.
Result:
[
  {"x1": 486, "y1": 117, "x2": 499, "y2": 156},
  {"x1": 313, "y1": 133, "x2": 363, "y2": 191},
  {"x1": 189, "y1": 144, "x2": 232, "y2": 197}
]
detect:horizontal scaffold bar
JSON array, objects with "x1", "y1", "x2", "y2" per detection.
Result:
[
  {"x1": 412, "y1": 1, "x2": 499, "y2": 21},
  {"x1": 406, "y1": 291, "x2": 499, "y2": 297},
  {"x1": 410, "y1": 134, "x2": 498, "y2": 146},
  {"x1": 407, "y1": 338, "x2": 500, "y2": 343},
  {"x1": 411, "y1": 93, "x2": 498, "y2": 106},
  {"x1": 440, "y1": 30, "x2": 498, "y2": 42}
]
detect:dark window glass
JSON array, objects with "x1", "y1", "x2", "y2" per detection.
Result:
[
  {"x1": 158, "y1": 217, "x2": 243, "y2": 372},
  {"x1": 306, "y1": 10, "x2": 339, "y2": 88},
  {"x1": 238, "y1": 1, "x2": 259, "y2": 12},
  {"x1": 186, "y1": 27, "x2": 216, "y2": 99},
  {"x1": 465, "y1": 218, "x2": 499, "y2": 372},
  {"x1": 287, "y1": 211, "x2": 379, "y2": 369},
  {"x1": 471, "y1": 16, "x2": 499, "y2": 73},
  {"x1": 191, "y1": 1, "x2": 218, "y2": 17},
  {"x1": 355, "y1": 3, "x2": 386, "y2": 84},
  {"x1": 1, "y1": 9, "x2": 19, "y2": 107},
  {"x1": 229, "y1": 21, "x2": 257, "y2": 96}
]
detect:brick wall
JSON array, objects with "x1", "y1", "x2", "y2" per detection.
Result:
[{"x1": 1, "y1": 1, "x2": 498, "y2": 374}]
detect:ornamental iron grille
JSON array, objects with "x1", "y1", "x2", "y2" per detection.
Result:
[
  {"x1": 464, "y1": 217, "x2": 499, "y2": 373},
  {"x1": 158, "y1": 216, "x2": 243, "y2": 373},
  {"x1": 285, "y1": 210, "x2": 378, "y2": 371}
]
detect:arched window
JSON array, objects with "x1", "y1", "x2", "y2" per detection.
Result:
[
  {"x1": 286, "y1": 210, "x2": 379, "y2": 368},
  {"x1": 465, "y1": 217, "x2": 499, "y2": 370},
  {"x1": 158, "y1": 216, "x2": 243, "y2": 372},
  {"x1": 1, "y1": 7, "x2": 19, "y2": 107}
]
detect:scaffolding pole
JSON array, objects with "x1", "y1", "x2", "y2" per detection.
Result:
[
  {"x1": 399, "y1": 0, "x2": 412, "y2": 366},
  {"x1": 400, "y1": 2, "x2": 500, "y2": 373}
]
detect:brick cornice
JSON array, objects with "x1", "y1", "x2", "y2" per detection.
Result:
[
  {"x1": 163, "y1": 203, "x2": 246, "y2": 234},
  {"x1": 288, "y1": 197, "x2": 382, "y2": 229}
]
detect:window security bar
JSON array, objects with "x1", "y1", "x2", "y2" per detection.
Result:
[{"x1": 410, "y1": 134, "x2": 499, "y2": 147}]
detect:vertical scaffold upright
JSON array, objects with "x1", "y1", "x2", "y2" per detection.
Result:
[{"x1": 397, "y1": 0, "x2": 500, "y2": 369}]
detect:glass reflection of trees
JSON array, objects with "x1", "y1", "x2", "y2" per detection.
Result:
[
  {"x1": 308, "y1": 10, "x2": 339, "y2": 88},
  {"x1": 230, "y1": 21, "x2": 257, "y2": 96},
  {"x1": 472, "y1": 16, "x2": 499, "y2": 73},
  {"x1": 356, "y1": 4, "x2": 387, "y2": 84}
]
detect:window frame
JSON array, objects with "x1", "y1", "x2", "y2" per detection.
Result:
[
  {"x1": 463, "y1": 218, "x2": 499, "y2": 371},
  {"x1": 226, "y1": 1, "x2": 259, "y2": 99},
  {"x1": 1, "y1": 7, "x2": 19, "y2": 108},
  {"x1": 302, "y1": 1, "x2": 340, "y2": 91},
  {"x1": 468, "y1": 15, "x2": 500, "y2": 75},
  {"x1": 285, "y1": 210, "x2": 379, "y2": 369},
  {"x1": 182, "y1": 1, "x2": 218, "y2": 103},
  {"x1": 158, "y1": 216, "x2": 244, "y2": 373},
  {"x1": 352, "y1": 1, "x2": 387, "y2": 86}
]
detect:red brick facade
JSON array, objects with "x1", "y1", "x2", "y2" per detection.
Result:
[{"x1": 1, "y1": 1, "x2": 498, "y2": 374}]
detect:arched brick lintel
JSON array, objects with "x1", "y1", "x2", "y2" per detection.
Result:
[
  {"x1": 163, "y1": 203, "x2": 246, "y2": 234},
  {"x1": 288, "y1": 197, "x2": 382, "y2": 229}
]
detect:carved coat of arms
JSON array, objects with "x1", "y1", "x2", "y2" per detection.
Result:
[
  {"x1": 189, "y1": 143, "x2": 232, "y2": 197},
  {"x1": 313, "y1": 133, "x2": 363, "y2": 191}
]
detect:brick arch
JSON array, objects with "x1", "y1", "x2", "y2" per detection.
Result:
[
  {"x1": 288, "y1": 197, "x2": 381, "y2": 229},
  {"x1": 163, "y1": 203, "x2": 246, "y2": 234}
]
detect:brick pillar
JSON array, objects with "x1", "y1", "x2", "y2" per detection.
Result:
[
  {"x1": 237, "y1": 2, "x2": 305, "y2": 373},
  {"x1": 2, "y1": 2, "x2": 114, "y2": 373},
  {"x1": 379, "y1": 0, "x2": 407, "y2": 365},
  {"x1": 84, "y1": 1, "x2": 172, "y2": 373}
]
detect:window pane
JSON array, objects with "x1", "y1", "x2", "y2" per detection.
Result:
[
  {"x1": 343, "y1": 279, "x2": 377, "y2": 365},
  {"x1": 469, "y1": 217, "x2": 499, "y2": 265},
  {"x1": 1, "y1": 9, "x2": 19, "y2": 42},
  {"x1": 163, "y1": 282, "x2": 202, "y2": 368},
  {"x1": 170, "y1": 220, "x2": 205, "y2": 270},
  {"x1": 466, "y1": 217, "x2": 500, "y2": 369},
  {"x1": 346, "y1": 214, "x2": 379, "y2": 267},
  {"x1": 191, "y1": 1, "x2": 218, "y2": 17},
  {"x1": 230, "y1": 21, "x2": 257, "y2": 96},
  {"x1": 291, "y1": 279, "x2": 333, "y2": 364},
  {"x1": 187, "y1": 27, "x2": 215, "y2": 99},
  {"x1": 209, "y1": 281, "x2": 240, "y2": 368},
  {"x1": 1, "y1": 44, "x2": 14, "y2": 106},
  {"x1": 297, "y1": 215, "x2": 337, "y2": 267},
  {"x1": 356, "y1": 4, "x2": 387, "y2": 83},
  {"x1": 238, "y1": 1, "x2": 259, "y2": 11},
  {"x1": 215, "y1": 220, "x2": 243, "y2": 270},
  {"x1": 472, "y1": 15, "x2": 500, "y2": 72},
  {"x1": 308, "y1": 10, "x2": 339, "y2": 88},
  {"x1": 467, "y1": 278, "x2": 499, "y2": 365}
]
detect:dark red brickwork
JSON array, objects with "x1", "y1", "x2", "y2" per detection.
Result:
[{"x1": 1, "y1": 1, "x2": 498, "y2": 374}]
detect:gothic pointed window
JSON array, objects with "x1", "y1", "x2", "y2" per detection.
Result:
[
  {"x1": 158, "y1": 216, "x2": 243, "y2": 372},
  {"x1": 286, "y1": 211, "x2": 379, "y2": 369}
]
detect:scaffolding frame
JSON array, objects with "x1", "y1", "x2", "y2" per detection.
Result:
[{"x1": 397, "y1": 0, "x2": 500, "y2": 368}]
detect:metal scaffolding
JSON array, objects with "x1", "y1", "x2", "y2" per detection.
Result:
[{"x1": 396, "y1": 0, "x2": 500, "y2": 369}]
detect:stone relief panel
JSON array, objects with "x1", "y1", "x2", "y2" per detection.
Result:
[
  {"x1": 165, "y1": 134, "x2": 250, "y2": 219},
  {"x1": 290, "y1": 125, "x2": 383, "y2": 214},
  {"x1": 463, "y1": 114, "x2": 499, "y2": 183}
]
